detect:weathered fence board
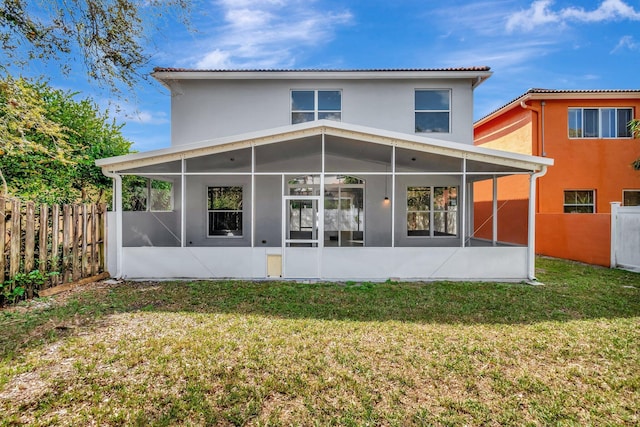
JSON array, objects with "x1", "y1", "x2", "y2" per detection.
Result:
[{"x1": 1, "y1": 198, "x2": 107, "y2": 303}]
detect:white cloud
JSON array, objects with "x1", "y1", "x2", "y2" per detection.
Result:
[
  {"x1": 129, "y1": 111, "x2": 169, "y2": 125},
  {"x1": 441, "y1": 39, "x2": 555, "y2": 71},
  {"x1": 192, "y1": 0, "x2": 352, "y2": 69},
  {"x1": 561, "y1": 0, "x2": 640, "y2": 22},
  {"x1": 507, "y1": 0, "x2": 640, "y2": 32},
  {"x1": 197, "y1": 49, "x2": 232, "y2": 69},
  {"x1": 611, "y1": 35, "x2": 640, "y2": 52}
]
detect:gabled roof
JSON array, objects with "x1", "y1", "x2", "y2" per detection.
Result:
[
  {"x1": 96, "y1": 120, "x2": 552, "y2": 172},
  {"x1": 476, "y1": 88, "x2": 640, "y2": 127},
  {"x1": 151, "y1": 67, "x2": 493, "y2": 89}
]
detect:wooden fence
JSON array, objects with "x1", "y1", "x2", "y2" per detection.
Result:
[{"x1": 1, "y1": 197, "x2": 106, "y2": 300}]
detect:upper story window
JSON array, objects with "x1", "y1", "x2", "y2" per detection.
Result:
[
  {"x1": 415, "y1": 89, "x2": 451, "y2": 133},
  {"x1": 291, "y1": 90, "x2": 341, "y2": 124},
  {"x1": 568, "y1": 108, "x2": 633, "y2": 138}
]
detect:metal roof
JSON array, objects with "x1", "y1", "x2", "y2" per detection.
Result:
[{"x1": 96, "y1": 120, "x2": 552, "y2": 173}]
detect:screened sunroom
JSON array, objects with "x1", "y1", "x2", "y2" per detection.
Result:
[{"x1": 97, "y1": 121, "x2": 552, "y2": 281}]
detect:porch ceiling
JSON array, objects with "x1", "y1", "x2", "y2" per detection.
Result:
[{"x1": 96, "y1": 120, "x2": 553, "y2": 173}]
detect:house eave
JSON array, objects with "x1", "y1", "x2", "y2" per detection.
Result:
[{"x1": 152, "y1": 69, "x2": 493, "y2": 85}]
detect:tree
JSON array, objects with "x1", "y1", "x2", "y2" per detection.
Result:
[
  {"x1": 0, "y1": 74, "x2": 68, "y2": 197},
  {"x1": 0, "y1": 75, "x2": 132, "y2": 203},
  {"x1": 0, "y1": 0, "x2": 190, "y2": 94},
  {"x1": 630, "y1": 119, "x2": 640, "y2": 170}
]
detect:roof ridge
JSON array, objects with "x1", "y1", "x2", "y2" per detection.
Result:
[{"x1": 476, "y1": 88, "x2": 640, "y2": 124}]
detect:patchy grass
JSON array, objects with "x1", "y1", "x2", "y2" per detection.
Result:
[{"x1": 0, "y1": 257, "x2": 638, "y2": 426}]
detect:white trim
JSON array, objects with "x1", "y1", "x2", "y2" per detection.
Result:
[
  {"x1": 118, "y1": 171, "x2": 533, "y2": 177},
  {"x1": 180, "y1": 158, "x2": 186, "y2": 248},
  {"x1": 251, "y1": 144, "x2": 255, "y2": 248},
  {"x1": 461, "y1": 158, "x2": 467, "y2": 248},
  {"x1": 152, "y1": 69, "x2": 493, "y2": 82},
  {"x1": 391, "y1": 145, "x2": 396, "y2": 248},
  {"x1": 528, "y1": 166, "x2": 548, "y2": 280}
]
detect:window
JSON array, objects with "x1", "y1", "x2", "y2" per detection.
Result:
[
  {"x1": 415, "y1": 89, "x2": 450, "y2": 133},
  {"x1": 123, "y1": 178, "x2": 173, "y2": 212},
  {"x1": 208, "y1": 186, "x2": 243, "y2": 236},
  {"x1": 291, "y1": 90, "x2": 341, "y2": 124},
  {"x1": 623, "y1": 190, "x2": 640, "y2": 206},
  {"x1": 568, "y1": 108, "x2": 633, "y2": 138},
  {"x1": 407, "y1": 186, "x2": 457, "y2": 236},
  {"x1": 564, "y1": 190, "x2": 595, "y2": 213}
]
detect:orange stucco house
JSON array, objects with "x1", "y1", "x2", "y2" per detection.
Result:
[{"x1": 473, "y1": 89, "x2": 640, "y2": 266}]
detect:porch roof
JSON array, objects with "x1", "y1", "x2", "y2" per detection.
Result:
[{"x1": 96, "y1": 120, "x2": 553, "y2": 172}]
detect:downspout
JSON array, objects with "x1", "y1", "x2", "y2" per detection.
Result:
[
  {"x1": 527, "y1": 165, "x2": 548, "y2": 281},
  {"x1": 101, "y1": 169, "x2": 123, "y2": 278},
  {"x1": 520, "y1": 100, "x2": 544, "y2": 157}
]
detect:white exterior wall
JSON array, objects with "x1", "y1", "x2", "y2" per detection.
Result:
[
  {"x1": 169, "y1": 79, "x2": 474, "y2": 146},
  {"x1": 120, "y1": 246, "x2": 528, "y2": 281}
]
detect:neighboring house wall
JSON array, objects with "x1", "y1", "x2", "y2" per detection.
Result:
[
  {"x1": 474, "y1": 91, "x2": 640, "y2": 266},
  {"x1": 167, "y1": 78, "x2": 475, "y2": 146}
]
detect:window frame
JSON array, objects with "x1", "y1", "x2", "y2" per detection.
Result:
[
  {"x1": 567, "y1": 107, "x2": 633, "y2": 139},
  {"x1": 291, "y1": 89, "x2": 342, "y2": 124},
  {"x1": 414, "y1": 89, "x2": 452, "y2": 134},
  {"x1": 622, "y1": 189, "x2": 640, "y2": 206},
  {"x1": 563, "y1": 189, "x2": 596, "y2": 213},
  {"x1": 406, "y1": 185, "x2": 458, "y2": 238},
  {"x1": 207, "y1": 186, "x2": 244, "y2": 238}
]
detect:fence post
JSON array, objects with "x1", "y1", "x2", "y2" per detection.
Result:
[
  {"x1": 51, "y1": 204, "x2": 60, "y2": 286},
  {"x1": 24, "y1": 202, "x2": 36, "y2": 297},
  {"x1": 0, "y1": 197, "x2": 6, "y2": 284},
  {"x1": 39, "y1": 204, "x2": 49, "y2": 279},
  {"x1": 91, "y1": 204, "x2": 98, "y2": 276},
  {"x1": 99, "y1": 203, "x2": 106, "y2": 273},
  {"x1": 81, "y1": 204, "x2": 89, "y2": 277},
  {"x1": 610, "y1": 202, "x2": 620, "y2": 268},
  {"x1": 72, "y1": 204, "x2": 81, "y2": 281},
  {"x1": 25, "y1": 202, "x2": 35, "y2": 272},
  {"x1": 62, "y1": 204, "x2": 72, "y2": 283},
  {"x1": 9, "y1": 199, "x2": 21, "y2": 282}
]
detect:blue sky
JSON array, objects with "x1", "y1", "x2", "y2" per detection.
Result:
[{"x1": 20, "y1": 0, "x2": 640, "y2": 152}]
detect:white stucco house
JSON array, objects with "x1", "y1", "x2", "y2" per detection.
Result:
[{"x1": 96, "y1": 68, "x2": 553, "y2": 281}]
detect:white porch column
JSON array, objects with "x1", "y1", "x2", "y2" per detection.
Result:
[
  {"x1": 181, "y1": 157, "x2": 186, "y2": 248},
  {"x1": 391, "y1": 145, "x2": 396, "y2": 248},
  {"x1": 102, "y1": 170, "x2": 122, "y2": 278},
  {"x1": 461, "y1": 157, "x2": 467, "y2": 247},
  {"x1": 528, "y1": 166, "x2": 548, "y2": 280},
  {"x1": 251, "y1": 144, "x2": 255, "y2": 248}
]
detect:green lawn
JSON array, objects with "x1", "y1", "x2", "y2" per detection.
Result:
[{"x1": 1, "y1": 257, "x2": 639, "y2": 426}]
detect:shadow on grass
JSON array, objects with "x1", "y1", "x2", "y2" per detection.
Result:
[
  {"x1": 1, "y1": 257, "x2": 639, "y2": 359},
  {"x1": 85, "y1": 257, "x2": 640, "y2": 324}
]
